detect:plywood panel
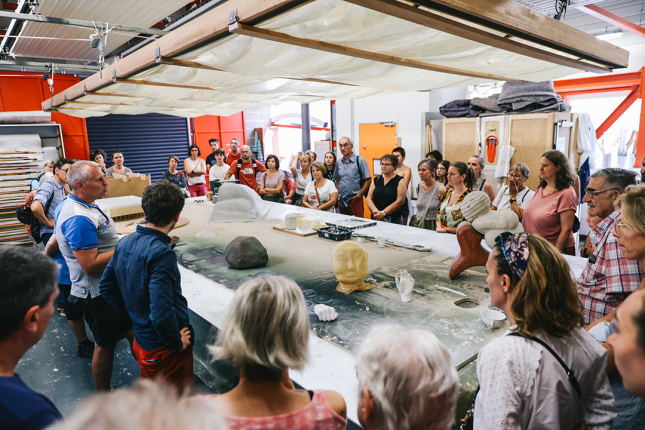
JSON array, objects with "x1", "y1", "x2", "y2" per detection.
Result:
[
  {"x1": 509, "y1": 113, "x2": 554, "y2": 191},
  {"x1": 442, "y1": 118, "x2": 479, "y2": 165}
]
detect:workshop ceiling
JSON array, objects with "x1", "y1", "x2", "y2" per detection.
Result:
[
  {"x1": 11, "y1": 0, "x2": 191, "y2": 61},
  {"x1": 39, "y1": 0, "x2": 631, "y2": 118}
]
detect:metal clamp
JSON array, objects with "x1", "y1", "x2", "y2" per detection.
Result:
[
  {"x1": 112, "y1": 70, "x2": 117, "y2": 83},
  {"x1": 83, "y1": 85, "x2": 87, "y2": 96},
  {"x1": 228, "y1": 9, "x2": 239, "y2": 26},
  {"x1": 155, "y1": 47, "x2": 161, "y2": 64}
]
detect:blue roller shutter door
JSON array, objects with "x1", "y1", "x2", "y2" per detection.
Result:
[{"x1": 86, "y1": 113, "x2": 190, "y2": 182}]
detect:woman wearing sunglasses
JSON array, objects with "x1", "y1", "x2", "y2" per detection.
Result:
[{"x1": 474, "y1": 232, "x2": 615, "y2": 429}]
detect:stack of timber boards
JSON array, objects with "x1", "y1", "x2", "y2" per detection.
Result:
[{"x1": 0, "y1": 135, "x2": 45, "y2": 246}]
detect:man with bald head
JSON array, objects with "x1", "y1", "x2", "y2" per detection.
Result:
[
  {"x1": 224, "y1": 145, "x2": 265, "y2": 193},
  {"x1": 56, "y1": 161, "x2": 134, "y2": 391}
]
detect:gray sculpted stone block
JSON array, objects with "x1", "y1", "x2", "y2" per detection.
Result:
[{"x1": 225, "y1": 236, "x2": 269, "y2": 269}]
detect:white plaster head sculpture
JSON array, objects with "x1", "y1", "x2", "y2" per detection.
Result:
[
  {"x1": 461, "y1": 191, "x2": 524, "y2": 248},
  {"x1": 331, "y1": 241, "x2": 372, "y2": 294}
]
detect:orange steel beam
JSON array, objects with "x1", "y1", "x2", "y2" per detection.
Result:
[
  {"x1": 595, "y1": 86, "x2": 639, "y2": 140},
  {"x1": 558, "y1": 85, "x2": 638, "y2": 100},
  {"x1": 577, "y1": 5, "x2": 645, "y2": 39},
  {"x1": 554, "y1": 71, "x2": 641, "y2": 93},
  {"x1": 638, "y1": 70, "x2": 645, "y2": 168}
]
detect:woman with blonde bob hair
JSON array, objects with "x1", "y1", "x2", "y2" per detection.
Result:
[
  {"x1": 207, "y1": 275, "x2": 347, "y2": 429},
  {"x1": 475, "y1": 232, "x2": 615, "y2": 430}
]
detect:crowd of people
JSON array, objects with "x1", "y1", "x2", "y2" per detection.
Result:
[{"x1": 3, "y1": 138, "x2": 645, "y2": 430}]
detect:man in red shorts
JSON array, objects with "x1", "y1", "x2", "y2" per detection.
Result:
[{"x1": 100, "y1": 180, "x2": 193, "y2": 389}]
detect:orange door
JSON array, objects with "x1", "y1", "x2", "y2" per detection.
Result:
[{"x1": 358, "y1": 123, "x2": 398, "y2": 218}]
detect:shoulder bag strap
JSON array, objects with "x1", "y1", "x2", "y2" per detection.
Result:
[
  {"x1": 507, "y1": 332, "x2": 582, "y2": 399},
  {"x1": 43, "y1": 188, "x2": 56, "y2": 215}
]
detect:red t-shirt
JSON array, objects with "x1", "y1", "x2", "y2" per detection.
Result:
[
  {"x1": 226, "y1": 152, "x2": 242, "y2": 166},
  {"x1": 228, "y1": 158, "x2": 265, "y2": 191}
]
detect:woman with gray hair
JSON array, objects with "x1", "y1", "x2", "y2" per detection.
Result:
[
  {"x1": 356, "y1": 324, "x2": 459, "y2": 430},
  {"x1": 410, "y1": 158, "x2": 446, "y2": 230},
  {"x1": 207, "y1": 275, "x2": 347, "y2": 429},
  {"x1": 490, "y1": 163, "x2": 534, "y2": 221},
  {"x1": 48, "y1": 380, "x2": 228, "y2": 430}
]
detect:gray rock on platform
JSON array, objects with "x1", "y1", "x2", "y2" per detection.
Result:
[{"x1": 224, "y1": 236, "x2": 269, "y2": 269}]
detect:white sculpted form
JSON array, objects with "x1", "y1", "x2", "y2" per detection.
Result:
[
  {"x1": 314, "y1": 304, "x2": 338, "y2": 321},
  {"x1": 395, "y1": 270, "x2": 415, "y2": 302},
  {"x1": 461, "y1": 191, "x2": 524, "y2": 248},
  {"x1": 331, "y1": 241, "x2": 372, "y2": 295}
]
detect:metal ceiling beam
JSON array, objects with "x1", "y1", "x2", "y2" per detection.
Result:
[
  {"x1": 228, "y1": 22, "x2": 517, "y2": 82},
  {"x1": 577, "y1": 4, "x2": 645, "y2": 40},
  {"x1": 0, "y1": 11, "x2": 169, "y2": 35},
  {"x1": 0, "y1": 60, "x2": 100, "y2": 71}
]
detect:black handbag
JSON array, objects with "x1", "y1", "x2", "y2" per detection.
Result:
[{"x1": 16, "y1": 191, "x2": 55, "y2": 244}]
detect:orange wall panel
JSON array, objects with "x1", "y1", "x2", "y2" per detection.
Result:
[
  {"x1": 220, "y1": 113, "x2": 244, "y2": 131},
  {"x1": 0, "y1": 72, "x2": 90, "y2": 159},
  {"x1": 194, "y1": 115, "x2": 221, "y2": 132},
  {"x1": 194, "y1": 113, "x2": 246, "y2": 154},
  {"x1": 0, "y1": 76, "x2": 46, "y2": 111}
]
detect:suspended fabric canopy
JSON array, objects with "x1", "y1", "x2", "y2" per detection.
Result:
[{"x1": 44, "y1": 0, "x2": 629, "y2": 118}]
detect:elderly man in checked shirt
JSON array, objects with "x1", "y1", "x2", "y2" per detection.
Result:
[{"x1": 577, "y1": 168, "x2": 644, "y2": 325}]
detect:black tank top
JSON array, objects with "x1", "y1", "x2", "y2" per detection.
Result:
[{"x1": 373, "y1": 175, "x2": 404, "y2": 218}]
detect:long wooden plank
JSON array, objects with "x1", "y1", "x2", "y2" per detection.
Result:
[
  {"x1": 0, "y1": 171, "x2": 39, "y2": 176},
  {"x1": 43, "y1": 0, "x2": 313, "y2": 109},
  {"x1": 158, "y1": 57, "x2": 228, "y2": 72},
  {"x1": 414, "y1": 0, "x2": 628, "y2": 68},
  {"x1": 345, "y1": 0, "x2": 610, "y2": 74},
  {"x1": 229, "y1": 22, "x2": 517, "y2": 82},
  {"x1": 159, "y1": 57, "x2": 359, "y2": 87},
  {"x1": 116, "y1": 78, "x2": 214, "y2": 91}
]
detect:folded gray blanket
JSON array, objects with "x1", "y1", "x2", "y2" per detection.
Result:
[
  {"x1": 471, "y1": 94, "x2": 503, "y2": 112},
  {"x1": 497, "y1": 81, "x2": 558, "y2": 111}
]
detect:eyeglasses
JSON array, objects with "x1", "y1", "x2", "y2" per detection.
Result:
[
  {"x1": 380, "y1": 163, "x2": 393, "y2": 167},
  {"x1": 507, "y1": 174, "x2": 524, "y2": 179},
  {"x1": 585, "y1": 188, "x2": 620, "y2": 198},
  {"x1": 614, "y1": 217, "x2": 641, "y2": 234},
  {"x1": 338, "y1": 143, "x2": 350, "y2": 148},
  {"x1": 60, "y1": 168, "x2": 68, "y2": 173}
]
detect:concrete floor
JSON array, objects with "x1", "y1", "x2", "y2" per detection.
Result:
[{"x1": 15, "y1": 308, "x2": 215, "y2": 417}]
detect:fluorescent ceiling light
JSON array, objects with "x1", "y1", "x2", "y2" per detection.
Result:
[{"x1": 596, "y1": 30, "x2": 624, "y2": 41}]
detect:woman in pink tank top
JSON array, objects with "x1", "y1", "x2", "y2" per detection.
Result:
[{"x1": 206, "y1": 275, "x2": 347, "y2": 430}]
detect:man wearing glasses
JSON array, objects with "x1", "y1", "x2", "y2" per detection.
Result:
[
  {"x1": 333, "y1": 137, "x2": 372, "y2": 217},
  {"x1": 577, "y1": 168, "x2": 643, "y2": 326},
  {"x1": 31, "y1": 158, "x2": 74, "y2": 247}
]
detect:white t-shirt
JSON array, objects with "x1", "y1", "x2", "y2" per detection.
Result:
[
  {"x1": 475, "y1": 327, "x2": 615, "y2": 430},
  {"x1": 209, "y1": 164, "x2": 230, "y2": 181},
  {"x1": 492, "y1": 186, "x2": 534, "y2": 210},
  {"x1": 304, "y1": 179, "x2": 337, "y2": 212}
]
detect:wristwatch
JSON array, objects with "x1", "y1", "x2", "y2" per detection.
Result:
[
  {"x1": 509, "y1": 199, "x2": 516, "y2": 203},
  {"x1": 382, "y1": 209, "x2": 387, "y2": 216}
]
